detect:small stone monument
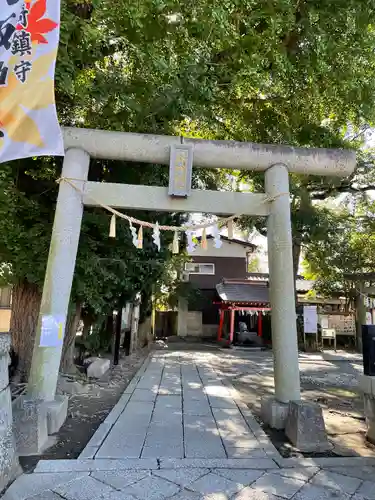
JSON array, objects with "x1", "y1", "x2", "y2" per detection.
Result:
[
  {"x1": 12, "y1": 396, "x2": 48, "y2": 455},
  {"x1": 285, "y1": 400, "x2": 331, "y2": 452},
  {"x1": 0, "y1": 334, "x2": 21, "y2": 492},
  {"x1": 359, "y1": 374, "x2": 375, "y2": 443}
]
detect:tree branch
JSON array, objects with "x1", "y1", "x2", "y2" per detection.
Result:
[{"x1": 309, "y1": 183, "x2": 375, "y2": 200}]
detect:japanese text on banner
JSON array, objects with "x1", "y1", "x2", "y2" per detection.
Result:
[{"x1": 0, "y1": 0, "x2": 64, "y2": 163}]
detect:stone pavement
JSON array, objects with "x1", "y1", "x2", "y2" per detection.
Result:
[{"x1": 3, "y1": 351, "x2": 375, "y2": 500}]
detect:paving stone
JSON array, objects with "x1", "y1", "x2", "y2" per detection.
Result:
[
  {"x1": 120, "y1": 475, "x2": 180, "y2": 500},
  {"x1": 251, "y1": 472, "x2": 305, "y2": 499},
  {"x1": 292, "y1": 483, "x2": 352, "y2": 500},
  {"x1": 326, "y1": 466, "x2": 375, "y2": 482},
  {"x1": 187, "y1": 471, "x2": 244, "y2": 497},
  {"x1": 136, "y1": 381, "x2": 161, "y2": 391},
  {"x1": 152, "y1": 405, "x2": 183, "y2": 416},
  {"x1": 147, "y1": 423, "x2": 182, "y2": 435},
  {"x1": 212, "y1": 407, "x2": 250, "y2": 425},
  {"x1": 354, "y1": 481, "x2": 375, "y2": 499},
  {"x1": 159, "y1": 385, "x2": 182, "y2": 395},
  {"x1": 34, "y1": 459, "x2": 158, "y2": 472},
  {"x1": 182, "y1": 390, "x2": 205, "y2": 401},
  {"x1": 233, "y1": 487, "x2": 284, "y2": 500},
  {"x1": 97, "y1": 427, "x2": 149, "y2": 459},
  {"x1": 182, "y1": 378, "x2": 202, "y2": 386},
  {"x1": 26, "y1": 491, "x2": 66, "y2": 500},
  {"x1": 152, "y1": 468, "x2": 209, "y2": 488},
  {"x1": 221, "y1": 434, "x2": 260, "y2": 447},
  {"x1": 124, "y1": 382, "x2": 138, "y2": 394},
  {"x1": 141, "y1": 445, "x2": 184, "y2": 459},
  {"x1": 54, "y1": 475, "x2": 117, "y2": 500},
  {"x1": 168, "y1": 491, "x2": 202, "y2": 500},
  {"x1": 91, "y1": 470, "x2": 150, "y2": 490},
  {"x1": 155, "y1": 396, "x2": 182, "y2": 408},
  {"x1": 185, "y1": 441, "x2": 226, "y2": 459},
  {"x1": 213, "y1": 408, "x2": 259, "y2": 452},
  {"x1": 97, "y1": 439, "x2": 145, "y2": 459},
  {"x1": 312, "y1": 457, "x2": 375, "y2": 467},
  {"x1": 96, "y1": 449, "x2": 141, "y2": 459},
  {"x1": 183, "y1": 401, "x2": 212, "y2": 416},
  {"x1": 184, "y1": 414, "x2": 226, "y2": 458},
  {"x1": 104, "y1": 395, "x2": 131, "y2": 425},
  {"x1": 310, "y1": 470, "x2": 362, "y2": 494},
  {"x1": 116, "y1": 414, "x2": 153, "y2": 429},
  {"x1": 160, "y1": 458, "x2": 277, "y2": 469},
  {"x1": 144, "y1": 434, "x2": 183, "y2": 446},
  {"x1": 271, "y1": 468, "x2": 319, "y2": 482},
  {"x1": 130, "y1": 390, "x2": 158, "y2": 403},
  {"x1": 145, "y1": 428, "x2": 183, "y2": 440},
  {"x1": 118, "y1": 402, "x2": 154, "y2": 419},
  {"x1": 86, "y1": 423, "x2": 112, "y2": 448},
  {"x1": 214, "y1": 468, "x2": 264, "y2": 486},
  {"x1": 151, "y1": 413, "x2": 183, "y2": 425},
  {"x1": 2, "y1": 473, "x2": 89, "y2": 500},
  {"x1": 225, "y1": 448, "x2": 269, "y2": 459},
  {"x1": 79, "y1": 446, "x2": 98, "y2": 459},
  {"x1": 208, "y1": 396, "x2": 238, "y2": 409}
]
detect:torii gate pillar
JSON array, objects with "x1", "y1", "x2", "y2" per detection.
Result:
[
  {"x1": 27, "y1": 148, "x2": 90, "y2": 401},
  {"x1": 18, "y1": 128, "x2": 354, "y2": 454},
  {"x1": 265, "y1": 164, "x2": 300, "y2": 403}
]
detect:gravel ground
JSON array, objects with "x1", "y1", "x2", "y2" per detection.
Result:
[{"x1": 209, "y1": 347, "x2": 375, "y2": 458}]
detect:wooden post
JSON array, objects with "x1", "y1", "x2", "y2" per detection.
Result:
[
  {"x1": 229, "y1": 309, "x2": 235, "y2": 345},
  {"x1": 356, "y1": 281, "x2": 366, "y2": 352},
  {"x1": 218, "y1": 309, "x2": 224, "y2": 341},
  {"x1": 113, "y1": 308, "x2": 122, "y2": 366},
  {"x1": 258, "y1": 311, "x2": 263, "y2": 338}
]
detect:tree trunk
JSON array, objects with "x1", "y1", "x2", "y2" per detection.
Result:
[
  {"x1": 10, "y1": 280, "x2": 42, "y2": 382},
  {"x1": 60, "y1": 303, "x2": 82, "y2": 374},
  {"x1": 82, "y1": 320, "x2": 92, "y2": 339}
]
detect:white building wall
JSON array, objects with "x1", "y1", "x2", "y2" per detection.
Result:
[{"x1": 192, "y1": 238, "x2": 250, "y2": 258}]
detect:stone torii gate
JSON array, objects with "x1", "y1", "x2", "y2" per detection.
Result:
[{"x1": 20, "y1": 127, "x2": 355, "y2": 452}]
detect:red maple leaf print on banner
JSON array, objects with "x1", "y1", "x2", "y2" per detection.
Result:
[{"x1": 17, "y1": 0, "x2": 58, "y2": 44}]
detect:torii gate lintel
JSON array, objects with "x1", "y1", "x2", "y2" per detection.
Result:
[{"x1": 26, "y1": 128, "x2": 355, "y2": 434}]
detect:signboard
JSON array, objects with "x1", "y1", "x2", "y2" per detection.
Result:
[
  {"x1": 39, "y1": 314, "x2": 64, "y2": 347},
  {"x1": 327, "y1": 315, "x2": 355, "y2": 335},
  {"x1": 168, "y1": 144, "x2": 193, "y2": 197},
  {"x1": 320, "y1": 315, "x2": 329, "y2": 329},
  {"x1": 303, "y1": 305, "x2": 318, "y2": 334},
  {"x1": 322, "y1": 328, "x2": 336, "y2": 339},
  {"x1": 0, "y1": 0, "x2": 64, "y2": 163}
]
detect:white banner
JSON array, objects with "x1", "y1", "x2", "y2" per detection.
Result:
[
  {"x1": 303, "y1": 305, "x2": 318, "y2": 334},
  {"x1": 0, "y1": 0, "x2": 64, "y2": 163}
]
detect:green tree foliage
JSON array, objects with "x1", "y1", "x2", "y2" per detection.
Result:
[
  {"x1": 303, "y1": 202, "x2": 375, "y2": 300},
  {"x1": 3, "y1": 0, "x2": 375, "y2": 373}
]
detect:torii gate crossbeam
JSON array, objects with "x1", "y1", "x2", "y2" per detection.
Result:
[{"x1": 25, "y1": 127, "x2": 355, "y2": 441}]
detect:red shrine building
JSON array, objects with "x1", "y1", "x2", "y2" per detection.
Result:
[{"x1": 177, "y1": 235, "x2": 314, "y2": 344}]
